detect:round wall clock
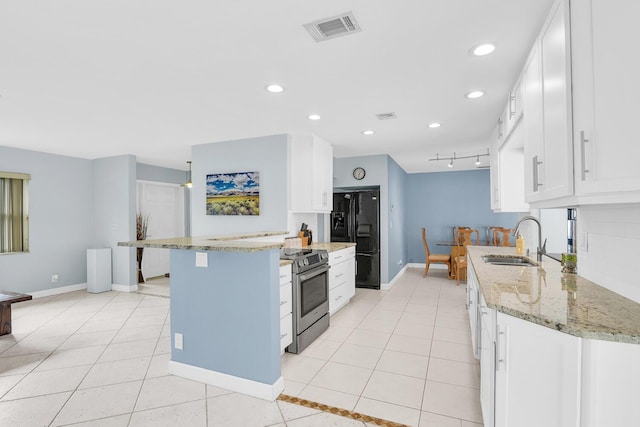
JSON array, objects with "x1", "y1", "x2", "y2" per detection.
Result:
[{"x1": 353, "y1": 167, "x2": 366, "y2": 180}]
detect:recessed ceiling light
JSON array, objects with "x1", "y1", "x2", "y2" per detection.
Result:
[
  {"x1": 428, "y1": 123, "x2": 441, "y2": 128},
  {"x1": 266, "y1": 84, "x2": 284, "y2": 93},
  {"x1": 465, "y1": 90, "x2": 485, "y2": 99},
  {"x1": 471, "y1": 43, "x2": 496, "y2": 56},
  {"x1": 362, "y1": 130, "x2": 375, "y2": 135},
  {"x1": 308, "y1": 114, "x2": 321, "y2": 121}
]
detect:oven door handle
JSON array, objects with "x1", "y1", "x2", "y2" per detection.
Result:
[{"x1": 298, "y1": 264, "x2": 330, "y2": 282}]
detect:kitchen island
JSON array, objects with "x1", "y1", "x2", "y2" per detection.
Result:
[
  {"x1": 119, "y1": 231, "x2": 287, "y2": 400},
  {"x1": 466, "y1": 246, "x2": 640, "y2": 427}
]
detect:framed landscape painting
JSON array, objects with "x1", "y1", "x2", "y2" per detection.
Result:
[{"x1": 206, "y1": 171, "x2": 260, "y2": 215}]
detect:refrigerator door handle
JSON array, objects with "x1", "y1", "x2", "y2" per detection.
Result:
[{"x1": 357, "y1": 253, "x2": 374, "y2": 258}]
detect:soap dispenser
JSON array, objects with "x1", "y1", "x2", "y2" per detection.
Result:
[{"x1": 516, "y1": 233, "x2": 525, "y2": 255}]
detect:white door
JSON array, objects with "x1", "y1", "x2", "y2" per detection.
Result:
[{"x1": 137, "y1": 181, "x2": 185, "y2": 279}]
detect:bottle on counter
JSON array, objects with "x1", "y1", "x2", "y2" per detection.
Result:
[{"x1": 516, "y1": 233, "x2": 525, "y2": 255}]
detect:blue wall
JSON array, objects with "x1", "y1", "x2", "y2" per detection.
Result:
[
  {"x1": 333, "y1": 155, "x2": 391, "y2": 283},
  {"x1": 0, "y1": 146, "x2": 94, "y2": 293},
  {"x1": 405, "y1": 169, "x2": 518, "y2": 263},
  {"x1": 137, "y1": 163, "x2": 186, "y2": 185},
  {"x1": 191, "y1": 134, "x2": 289, "y2": 236},
  {"x1": 93, "y1": 155, "x2": 137, "y2": 288},
  {"x1": 170, "y1": 248, "x2": 281, "y2": 384},
  {"x1": 387, "y1": 156, "x2": 408, "y2": 279}
]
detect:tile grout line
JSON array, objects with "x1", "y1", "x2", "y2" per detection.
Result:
[{"x1": 48, "y1": 292, "x2": 150, "y2": 426}]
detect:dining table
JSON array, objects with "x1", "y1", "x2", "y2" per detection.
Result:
[{"x1": 436, "y1": 240, "x2": 514, "y2": 281}]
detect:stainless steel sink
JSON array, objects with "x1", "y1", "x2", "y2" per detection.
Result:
[{"x1": 482, "y1": 255, "x2": 538, "y2": 267}]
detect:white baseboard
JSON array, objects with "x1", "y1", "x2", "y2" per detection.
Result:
[
  {"x1": 111, "y1": 283, "x2": 138, "y2": 293},
  {"x1": 407, "y1": 262, "x2": 447, "y2": 270},
  {"x1": 381, "y1": 264, "x2": 410, "y2": 291},
  {"x1": 30, "y1": 282, "x2": 139, "y2": 299},
  {"x1": 168, "y1": 360, "x2": 284, "y2": 401},
  {"x1": 30, "y1": 283, "x2": 88, "y2": 299}
]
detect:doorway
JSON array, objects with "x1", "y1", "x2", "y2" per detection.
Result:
[{"x1": 136, "y1": 180, "x2": 185, "y2": 296}]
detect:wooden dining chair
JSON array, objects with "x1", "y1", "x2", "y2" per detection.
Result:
[
  {"x1": 453, "y1": 228, "x2": 479, "y2": 285},
  {"x1": 452, "y1": 226, "x2": 471, "y2": 245},
  {"x1": 422, "y1": 228, "x2": 452, "y2": 279},
  {"x1": 486, "y1": 226, "x2": 500, "y2": 245},
  {"x1": 493, "y1": 227, "x2": 513, "y2": 247}
]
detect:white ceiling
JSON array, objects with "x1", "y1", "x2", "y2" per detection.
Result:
[{"x1": 0, "y1": 0, "x2": 554, "y2": 174}]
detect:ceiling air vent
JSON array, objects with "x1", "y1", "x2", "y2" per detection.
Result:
[
  {"x1": 376, "y1": 112, "x2": 398, "y2": 120},
  {"x1": 304, "y1": 11, "x2": 362, "y2": 42}
]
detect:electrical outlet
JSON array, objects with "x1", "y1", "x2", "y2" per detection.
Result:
[
  {"x1": 195, "y1": 252, "x2": 208, "y2": 268},
  {"x1": 397, "y1": 259, "x2": 403, "y2": 265},
  {"x1": 174, "y1": 333, "x2": 183, "y2": 350},
  {"x1": 51, "y1": 273, "x2": 59, "y2": 283}
]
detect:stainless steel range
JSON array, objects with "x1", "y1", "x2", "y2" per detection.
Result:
[{"x1": 280, "y1": 248, "x2": 330, "y2": 354}]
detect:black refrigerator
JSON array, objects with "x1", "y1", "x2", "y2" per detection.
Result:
[{"x1": 331, "y1": 190, "x2": 380, "y2": 289}]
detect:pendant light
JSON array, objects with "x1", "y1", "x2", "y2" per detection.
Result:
[{"x1": 183, "y1": 161, "x2": 192, "y2": 188}]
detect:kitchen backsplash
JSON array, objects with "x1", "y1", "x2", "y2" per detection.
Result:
[{"x1": 577, "y1": 204, "x2": 640, "y2": 303}]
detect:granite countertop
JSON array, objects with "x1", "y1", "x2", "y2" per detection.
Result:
[
  {"x1": 468, "y1": 246, "x2": 640, "y2": 344},
  {"x1": 280, "y1": 259, "x2": 293, "y2": 267},
  {"x1": 306, "y1": 242, "x2": 357, "y2": 253},
  {"x1": 118, "y1": 231, "x2": 287, "y2": 252}
]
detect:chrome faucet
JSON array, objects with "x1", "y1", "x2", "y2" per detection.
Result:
[{"x1": 513, "y1": 216, "x2": 547, "y2": 261}]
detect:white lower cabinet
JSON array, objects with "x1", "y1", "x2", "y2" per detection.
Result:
[
  {"x1": 328, "y1": 247, "x2": 356, "y2": 315},
  {"x1": 466, "y1": 258, "x2": 480, "y2": 359},
  {"x1": 580, "y1": 339, "x2": 640, "y2": 427},
  {"x1": 479, "y1": 293, "x2": 496, "y2": 427},
  {"x1": 279, "y1": 265, "x2": 293, "y2": 353},
  {"x1": 492, "y1": 312, "x2": 581, "y2": 427}
]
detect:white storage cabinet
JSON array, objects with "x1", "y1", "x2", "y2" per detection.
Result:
[
  {"x1": 571, "y1": 0, "x2": 640, "y2": 202},
  {"x1": 466, "y1": 257, "x2": 480, "y2": 359},
  {"x1": 279, "y1": 264, "x2": 293, "y2": 353},
  {"x1": 523, "y1": 0, "x2": 573, "y2": 204},
  {"x1": 328, "y1": 246, "x2": 356, "y2": 315},
  {"x1": 493, "y1": 312, "x2": 581, "y2": 427},
  {"x1": 289, "y1": 134, "x2": 333, "y2": 213}
]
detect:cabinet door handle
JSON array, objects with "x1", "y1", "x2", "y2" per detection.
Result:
[
  {"x1": 532, "y1": 156, "x2": 543, "y2": 190},
  {"x1": 509, "y1": 95, "x2": 516, "y2": 118},
  {"x1": 280, "y1": 300, "x2": 287, "y2": 306},
  {"x1": 280, "y1": 333, "x2": 287, "y2": 339},
  {"x1": 335, "y1": 273, "x2": 343, "y2": 278},
  {"x1": 496, "y1": 325, "x2": 506, "y2": 370},
  {"x1": 335, "y1": 295, "x2": 342, "y2": 301},
  {"x1": 580, "y1": 130, "x2": 590, "y2": 181}
]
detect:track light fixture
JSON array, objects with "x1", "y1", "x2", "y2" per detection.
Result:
[{"x1": 429, "y1": 149, "x2": 490, "y2": 168}]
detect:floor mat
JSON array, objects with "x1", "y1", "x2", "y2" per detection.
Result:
[{"x1": 277, "y1": 394, "x2": 410, "y2": 427}]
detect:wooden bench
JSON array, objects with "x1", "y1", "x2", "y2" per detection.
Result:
[{"x1": 0, "y1": 291, "x2": 33, "y2": 336}]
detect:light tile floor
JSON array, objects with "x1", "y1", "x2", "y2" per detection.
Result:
[
  {"x1": 282, "y1": 267, "x2": 483, "y2": 427},
  {"x1": 0, "y1": 267, "x2": 481, "y2": 426}
]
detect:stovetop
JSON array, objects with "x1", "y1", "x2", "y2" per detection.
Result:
[{"x1": 280, "y1": 248, "x2": 329, "y2": 273}]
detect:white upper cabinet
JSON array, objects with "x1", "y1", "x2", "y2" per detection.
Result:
[
  {"x1": 311, "y1": 135, "x2": 333, "y2": 211},
  {"x1": 517, "y1": 0, "x2": 640, "y2": 208},
  {"x1": 504, "y1": 77, "x2": 524, "y2": 142},
  {"x1": 491, "y1": 120, "x2": 529, "y2": 213},
  {"x1": 289, "y1": 134, "x2": 334, "y2": 213},
  {"x1": 571, "y1": 0, "x2": 640, "y2": 201},
  {"x1": 523, "y1": 0, "x2": 574, "y2": 204}
]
